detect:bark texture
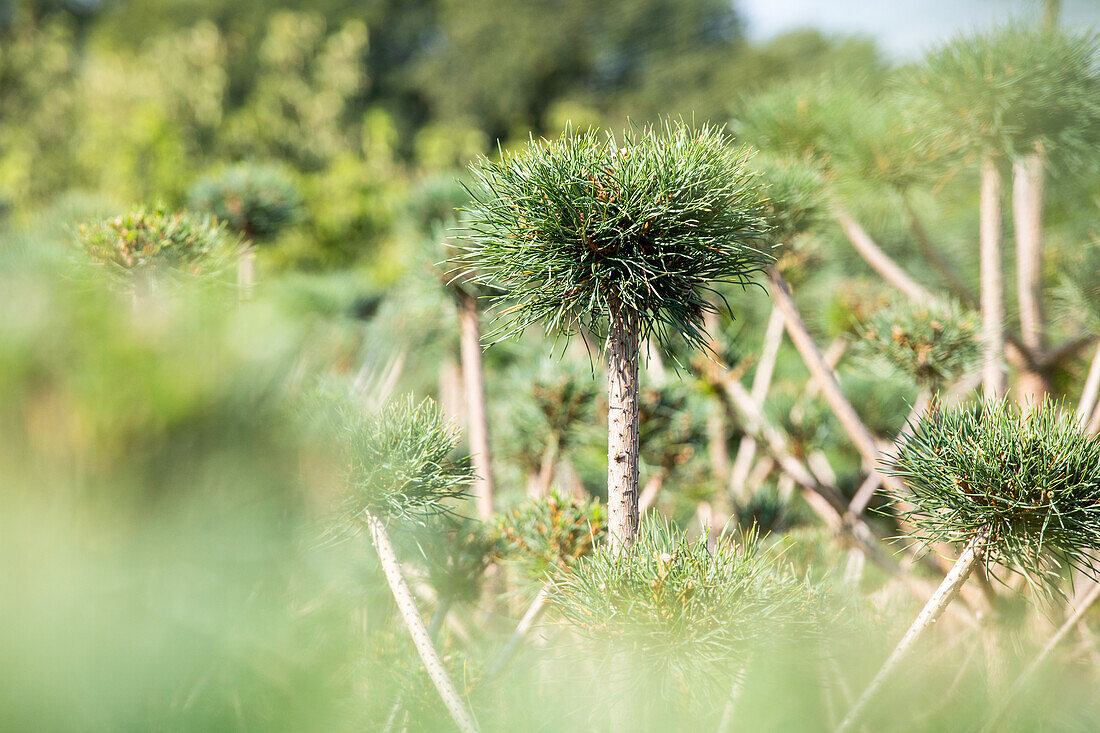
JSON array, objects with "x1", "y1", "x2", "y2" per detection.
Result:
[
  {"x1": 980, "y1": 156, "x2": 1006, "y2": 401},
  {"x1": 607, "y1": 306, "x2": 641, "y2": 551},
  {"x1": 366, "y1": 511, "x2": 479, "y2": 733},
  {"x1": 458, "y1": 291, "x2": 495, "y2": 520},
  {"x1": 837, "y1": 529, "x2": 988, "y2": 733}
]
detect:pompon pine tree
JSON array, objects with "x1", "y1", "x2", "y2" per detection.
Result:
[
  {"x1": 76, "y1": 206, "x2": 241, "y2": 304},
  {"x1": 187, "y1": 163, "x2": 303, "y2": 296},
  {"x1": 333, "y1": 396, "x2": 479, "y2": 733},
  {"x1": 912, "y1": 25, "x2": 1100, "y2": 403},
  {"x1": 838, "y1": 401, "x2": 1100, "y2": 731},
  {"x1": 459, "y1": 121, "x2": 772, "y2": 550}
]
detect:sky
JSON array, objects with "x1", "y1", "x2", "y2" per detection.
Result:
[{"x1": 739, "y1": 0, "x2": 1100, "y2": 57}]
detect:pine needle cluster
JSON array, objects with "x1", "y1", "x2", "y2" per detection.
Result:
[
  {"x1": 549, "y1": 517, "x2": 821, "y2": 696},
  {"x1": 337, "y1": 396, "x2": 472, "y2": 522},
  {"x1": 494, "y1": 492, "x2": 605, "y2": 578},
  {"x1": 912, "y1": 25, "x2": 1100, "y2": 161},
  {"x1": 887, "y1": 401, "x2": 1100, "y2": 583},
  {"x1": 76, "y1": 206, "x2": 241, "y2": 283},
  {"x1": 458, "y1": 120, "x2": 773, "y2": 349},
  {"x1": 187, "y1": 163, "x2": 303, "y2": 241},
  {"x1": 857, "y1": 299, "x2": 981, "y2": 390}
]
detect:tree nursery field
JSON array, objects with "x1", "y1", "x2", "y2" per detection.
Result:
[{"x1": 2, "y1": 0, "x2": 1100, "y2": 730}]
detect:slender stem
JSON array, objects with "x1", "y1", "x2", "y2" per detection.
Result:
[
  {"x1": 982, "y1": 581, "x2": 1100, "y2": 732},
  {"x1": 607, "y1": 305, "x2": 641, "y2": 551},
  {"x1": 904, "y1": 199, "x2": 978, "y2": 308},
  {"x1": 768, "y1": 267, "x2": 908, "y2": 498},
  {"x1": 848, "y1": 390, "x2": 930, "y2": 516},
  {"x1": 834, "y1": 209, "x2": 936, "y2": 305},
  {"x1": 638, "y1": 468, "x2": 667, "y2": 513},
  {"x1": 1076, "y1": 341, "x2": 1100, "y2": 427},
  {"x1": 237, "y1": 245, "x2": 256, "y2": 300},
  {"x1": 457, "y1": 291, "x2": 495, "y2": 520},
  {"x1": 1013, "y1": 147, "x2": 1049, "y2": 405},
  {"x1": 533, "y1": 431, "x2": 560, "y2": 497},
  {"x1": 485, "y1": 584, "x2": 551, "y2": 679},
  {"x1": 365, "y1": 511, "x2": 479, "y2": 733},
  {"x1": 728, "y1": 304, "x2": 785, "y2": 500},
  {"x1": 836, "y1": 529, "x2": 989, "y2": 733},
  {"x1": 980, "y1": 155, "x2": 1006, "y2": 401}
]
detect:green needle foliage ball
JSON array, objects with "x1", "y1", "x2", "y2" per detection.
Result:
[
  {"x1": 753, "y1": 157, "x2": 825, "y2": 246},
  {"x1": 857, "y1": 299, "x2": 981, "y2": 390},
  {"x1": 888, "y1": 401, "x2": 1100, "y2": 583},
  {"x1": 337, "y1": 396, "x2": 472, "y2": 523},
  {"x1": 187, "y1": 163, "x2": 303, "y2": 241},
  {"x1": 459, "y1": 120, "x2": 773, "y2": 349},
  {"x1": 76, "y1": 206, "x2": 240, "y2": 284},
  {"x1": 495, "y1": 492, "x2": 606, "y2": 578},
  {"x1": 549, "y1": 517, "x2": 820, "y2": 698},
  {"x1": 913, "y1": 25, "x2": 1100, "y2": 161}
]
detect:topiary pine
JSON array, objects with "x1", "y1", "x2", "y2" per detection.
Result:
[
  {"x1": 187, "y1": 163, "x2": 303, "y2": 242},
  {"x1": 494, "y1": 492, "x2": 606, "y2": 580},
  {"x1": 337, "y1": 396, "x2": 472, "y2": 524},
  {"x1": 857, "y1": 299, "x2": 981, "y2": 392},
  {"x1": 76, "y1": 206, "x2": 241, "y2": 289},
  {"x1": 548, "y1": 516, "x2": 822, "y2": 705},
  {"x1": 459, "y1": 120, "x2": 773, "y2": 548},
  {"x1": 910, "y1": 25, "x2": 1100, "y2": 164},
  {"x1": 887, "y1": 400, "x2": 1100, "y2": 585}
]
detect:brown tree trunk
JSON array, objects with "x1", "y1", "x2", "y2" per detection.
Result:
[
  {"x1": 1013, "y1": 147, "x2": 1049, "y2": 406},
  {"x1": 980, "y1": 156, "x2": 1007, "y2": 401},
  {"x1": 366, "y1": 511, "x2": 479, "y2": 733},
  {"x1": 837, "y1": 529, "x2": 989, "y2": 733},
  {"x1": 457, "y1": 291, "x2": 495, "y2": 520},
  {"x1": 607, "y1": 305, "x2": 641, "y2": 551}
]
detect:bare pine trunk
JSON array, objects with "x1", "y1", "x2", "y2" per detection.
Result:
[
  {"x1": 1076, "y1": 341, "x2": 1100, "y2": 426},
  {"x1": 837, "y1": 529, "x2": 988, "y2": 733},
  {"x1": 438, "y1": 358, "x2": 465, "y2": 429},
  {"x1": 980, "y1": 156, "x2": 1006, "y2": 401},
  {"x1": 768, "y1": 267, "x2": 907, "y2": 500},
  {"x1": 458, "y1": 292, "x2": 495, "y2": 520},
  {"x1": 237, "y1": 245, "x2": 256, "y2": 300},
  {"x1": 533, "y1": 432, "x2": 560, "y2": 497},
  {"x1": 607, "y1": 305, "x2": 640, "y2": 551},
  {"x1": 486, "y1": 584, "x2": 551, "y2": 679},
  {"x1": 1013, "y1": 148, "x2": 1048, "y2": 406},
  {"x1": 728, "y1": 304, "x2": 785, "y2": 501},
  {"x1": 366, "y1": 512, "x2": 479, "y2": 733},
  {"x1": 834, "y1": 210, "x2": 935, "y2": 305}
]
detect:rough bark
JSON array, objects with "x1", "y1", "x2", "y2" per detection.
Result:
[
  {"x1": 607, "y1": 305, "x2": 641, "y2": 551},
  {"x1": 366, "y1": 512, "x2": 479, "y2": 733},
  {"x1": 457, "y1": 291, "x2": 495, "y2": 520},
  {"x1": 980, "y1": 156, "x2": 1007, "y2": 401},
  {"x1": 768, "y1": 267, "x2": 908, "y2": 500},
  {"x1": 728, "y1": 304, "x2": 785, "y2": 501},
  {"x1": 837, "y1": 529, "x2": 989, "y2": 733},
  {"x1": 1013, "y1": 148, "x2": 1049, "y2": 405}
]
